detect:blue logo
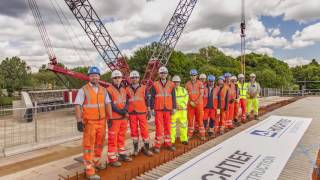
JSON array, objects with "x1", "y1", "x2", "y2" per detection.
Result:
[{"x1": 250, "y1": 130, "x2": 278, "y2": 137}]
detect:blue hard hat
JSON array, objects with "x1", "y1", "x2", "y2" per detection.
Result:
[
  {"x1": 190, "y1": 69, "x2": 198, "y2": 75},
  {"x1": 88, "y1": 66, "x2": 100, "y2": 75},
  {"x1": 208, "y1": 75, "x2": 215, "y2": 81},
  {"x1": 224, "y1": 72, "x2": 231, "y2": 77},
  {"x1": 218, "y1": 76, "x2": 225, "y2": 81}
]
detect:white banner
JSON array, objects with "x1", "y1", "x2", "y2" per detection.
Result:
[{"x1": 160, "y1": 115, "x2": 312, "y2": 180}]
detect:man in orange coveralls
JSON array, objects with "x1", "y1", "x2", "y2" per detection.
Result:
[
  {"x1": 185, "y1": 69, "x2": 206, "y2": 140},
  {"x1": 213, "y1": 76, "x2": 229, "y2": 135},
  {"x1": 75, "y1": 66, "x2": 112, "y2": 180},
  {"x1": 107, "y1": 70, "x2": 132, "y2": 167}
]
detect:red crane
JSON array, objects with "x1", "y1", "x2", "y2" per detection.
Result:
[
  {"x1": 142, "y1": 0, "x2": 198, "y2": 86},
  {"x1": 63, "y1": 0, "x2": 130, "y2": 83},
  {"x1": 28, "y1": 0, "x2": 110, "y2": 87}
]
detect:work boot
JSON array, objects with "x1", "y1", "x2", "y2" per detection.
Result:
[
  {"x1": 119, "y1": 154, "x2": 132, "y2": 162},
  {"x1": 94, "y1": 162, "x2": 106, "y2": 170},
  {"x1": 167, "y1": 145, "x2": 176, "y2": 151},
  {"x1": 133, "y1": 141, "x2": 139, "y2": 156},
  {"x1": 254, "y1": 115, "x2": 259, "y2": 121},
  {"x1": 153, "y1": 147, "x2": 160, "y2": 154},
  {"x1": 181, "y1": 141, "x2": 188, "y2": 145},
  {"x1": 200, "y1": 136, "x2": 207, "y2": 141},
  {"x1": 246, "y1": 115, "x2": 250, "y2": 121},
  {"x1": 208, "y1": 131, "x2": 214, "y2": 138},
  {"x1": 142, "y1": 143, "x2": 153, "y2": 156},
  {"x1": 109, "y1": 161, "x2": 122, "y2": 167},
  {"x1": 203, "y1": 120, "x2": 208, "y2": 129},
  {"x1": 87, "y1": 174, "x2": 100, "y2": 180}
]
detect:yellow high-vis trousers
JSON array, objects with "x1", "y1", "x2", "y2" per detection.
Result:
[
  {"x1": 246, "y1": 98, "x2": 259, "y2": 115},
  {"x1": 171, "y1": 110, "x2": 188, "y2": 143}
]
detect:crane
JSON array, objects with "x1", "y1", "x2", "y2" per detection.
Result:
[
  {"x1": 142, "y1": 0, "x2": 198, "y2": 86},
  {"x1": 63, "y1": 0, "x2": 130, "y2": 83},
  {"x1": 240, "y1": 0, "x2": 246, "y2": 76},
  {"x1": 28, "y1": 0, "x2": 110, "y2": 87}
]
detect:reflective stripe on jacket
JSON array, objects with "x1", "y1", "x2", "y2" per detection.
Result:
[{"x1": 82, "y1": 83, "x2": 107, "y2": 120}]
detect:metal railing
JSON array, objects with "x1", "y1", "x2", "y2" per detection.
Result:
[
  {"x1": 260, "y1": 88, "x2": 282, "y2": 97},
  {"x1": 0, "y1": 103, "x2": 80, "y2": 156}
]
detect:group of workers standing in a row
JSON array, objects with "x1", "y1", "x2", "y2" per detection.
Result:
[{"x1": 74, "y1": 66, "x2": 260, "y2": 179}]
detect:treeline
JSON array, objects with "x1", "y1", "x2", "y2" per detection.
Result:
[{"x1": 1, "y1": 45, "x2": 319, "y2": 97}]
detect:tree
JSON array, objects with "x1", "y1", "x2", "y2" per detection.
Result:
[{"x1": 0, "y1": 57, "x2": 32, "y2": 93}]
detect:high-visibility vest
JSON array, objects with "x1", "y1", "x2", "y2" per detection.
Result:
[
  {"x1": 228, "y1": 83, "x2": 236, "y2": 102},
  {"x1": 82, "y1": 83, "x2": 107, "y2": 120},
  {"x1": 237, "y1": 81, "x2": 248, "y2": 99},
  {"x1": 203, "y1": 85, "x2": 214, "y2": 108},
  {"x1": 153, "y1": 81, "x2": 175, "y2": 110},
  {"x1": 126, "y1": 85, "x2": 147, "y2": 113},
  {"x1": 248, "y1": 81, "x2": 260, "y2": 98},
  {"x1": 216, "y1": 85, "x2": 229, "y2": 109},
  {"x1": 175, "y1": 86, "x2": 188, "y2": 110},
  {"x1": 107, "y1": 85, "x2": 127, "y2": 119},
  {"x1": 185, "y1": 80, "x2": 204, "y2": 105}
]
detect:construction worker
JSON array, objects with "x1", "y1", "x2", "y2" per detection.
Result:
[
  {"x1": 75, "y1": 66, "x2": 112, "y2": 180},
  {"x1": 126, "y1": 70, "x2": 153, "y2": 157},
  {"x1": 213, "y1": 76, "x2": 229, "y2": 135},
  {"x1": 185, "y1": 69, "x2": 206, "y2": 140},
  {"x1": 203, "y1": 75, "x2": 216, "y2": 137},
  {"x1": 247, "y1": 73, "x2": 260, "y2": 120},
  {"x1": 195, "y1": 73, "x2": 207, "y2": 132},
  {"x1": 231, "y1": 76, "x2": 240, "y2": 126},
  {"x1": 224, "y1": 72, "x2": 233, "y2": 129},
  {"x1": 150, "y1": 66, "x2": 176, "y2": 153},
  {"x1": 107, "y1": 70, "x2": 132, "y2": 167},
  {"x1": 237, "y1": 74, "x2": 248, "y2": 123},
  {"x1": 171, "y1": 75, "x2": 189, "y2": 145}
]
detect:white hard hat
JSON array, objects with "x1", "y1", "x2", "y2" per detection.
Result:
[
  {"x1": 111, "y1": 70, "x2": 123, "y2": 78},
  {"x1": 238, "y1": 74, "x2": 245, "y2": 78},
  {"x1": 250, "y1": 73, "x2": 256, "y2": 77},
  {"x1": 172, "y1": 75, "x2": 181, "y2": 82},
  {"x1": 199, "y1": 73, "x2": 207, "y2": 79},
  {"x1": 231, "y1": 76, "x2": 237, "y2": 81},
  {"x1": 129, "y1": 70, "x2": 140, "y2": 78},
  {"x1": 158, "y1": 66, "x2": 168, "y2": 74}
]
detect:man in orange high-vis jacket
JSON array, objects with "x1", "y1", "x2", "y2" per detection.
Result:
[
  {"x1": 185, "y1": 69, "x2": 206, "y2": 140},
  {"x1": 203, "y1": 75, "x2": 216, "y2": 137},
  {"x1": 150, "y1": 66, "x2": 177, "y2": 154},
  {"x1": 126, "y1": 70, "x2": 153, "y2": 157},
  {"x1": 214, "y1": 76, "x2": 229, "y2": 135},
  {"x1": 75, "y1": 66, "x2": 112, "y2": 180},
  {"x1": 107, "y1": 70, "x2": 132, "y2": 167},
  {"x1": 231, "y1": 76, "x2": 240, "y2": 126}
]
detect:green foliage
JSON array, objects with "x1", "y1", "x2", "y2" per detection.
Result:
[
  {"x1": 291, "y1": 59, "x2": 320, "y2": 89},
  {"x1": 128, "y1": 45, "x2": 294, "y2": 88},
  {"x1": 0, "y1": 96, "x2": 13, "y2": 105},
  {"x1": 0, "y1": 57, "x2": 32, "y2": 93}
]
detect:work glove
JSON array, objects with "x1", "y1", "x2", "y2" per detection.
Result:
[
  {"x1": 171, "y1": 109, "x2": 177, "y2": 115},
  {"x1": 229, "y1": 99, "x2": 235, "y2": 103},
  {"x1": 77, "y1": 121, "x2": 84, "y2": 132},
  {"x1": 216, "y1": 109, "x2": 221, "y2": 115},
  {"x1": 190, "y1": 101, "x2": 196, "y2": 107},
  {"x1": 108, "y1": 120, "x2": 113, "y2": 128},
  {"x1": 147, "y1": 111, "x2": 152, "y2": 120},
  {"x1": 119, "y1": 109, "x2": 127, "y2": 115}
]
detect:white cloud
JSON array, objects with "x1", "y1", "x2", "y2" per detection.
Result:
[
  {"x1": 288, "y1": 22, "x2": 320, "y2": 48},
  {"x1": 248, "y1": 36, "x2": 289, "y2": 49},
  {"x1": 255, "y1": 47, "x2": 274, "y2": 56},
  {"x1": 284, "y1": 57, "x2": 313, "y2": 67}
]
